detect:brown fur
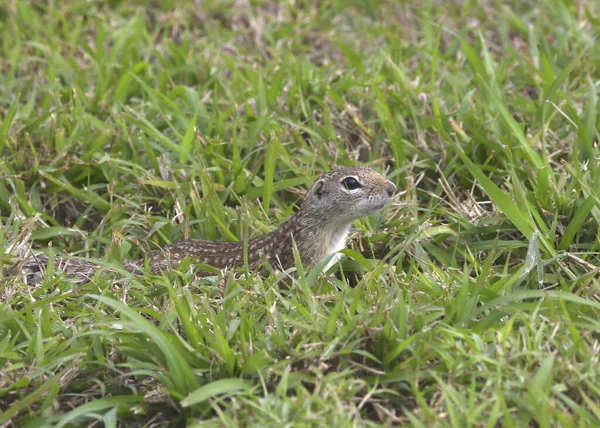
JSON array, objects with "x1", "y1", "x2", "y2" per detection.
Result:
[{"x1": 22, "y1": 167, "x2": 395, "y2": 284}]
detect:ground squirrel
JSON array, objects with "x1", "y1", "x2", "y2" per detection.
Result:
[{"x1": 21, "y1": 166, "x2": 396, "y2": 284}]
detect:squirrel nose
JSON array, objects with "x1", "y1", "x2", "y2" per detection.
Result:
[{"x1": 385, "y1": 181, "x2": 396, "y2": 197}]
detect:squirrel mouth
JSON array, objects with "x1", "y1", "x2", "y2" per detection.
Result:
[{"x1": 369, "y1": 196, "x2": 392, "y2": 212}]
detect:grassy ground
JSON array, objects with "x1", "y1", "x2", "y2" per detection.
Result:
[{"x1": 1, "y1": 0, "x2": 599, "y2": 426}]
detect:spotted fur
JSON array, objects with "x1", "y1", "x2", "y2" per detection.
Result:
[{"x1": 22, "y1": 167, "x2": 395, "y2": 284}]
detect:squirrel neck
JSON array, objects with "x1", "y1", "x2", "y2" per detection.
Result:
[{"x1": 263, "y1": 207, "x2": 352, "y2": 269}]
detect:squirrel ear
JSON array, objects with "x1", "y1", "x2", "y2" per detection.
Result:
[{"x1": 310, "y1": 179, "x2": 325, "y2": 199}]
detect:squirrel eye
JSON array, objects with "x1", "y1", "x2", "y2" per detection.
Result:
[{"x1": 342, "y1": 177, "x2": 362, "y2": 190}]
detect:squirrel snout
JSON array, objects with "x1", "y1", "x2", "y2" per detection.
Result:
[{"x1": 385, "y1": 181, "x2": 396, "y2": 198}]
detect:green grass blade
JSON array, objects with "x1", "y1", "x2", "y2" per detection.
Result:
[
  {"x1": 0, "y1": 96, "x2": 18, "y2": 152},
  {"x1": 181, "y1": 378, "x2": 252, "y2": 407},
  {"x1": 55, "y1": 395, "x2": 144, "y2": 428},
  {"x1": 452, "y1": 145, "x2": 535, "y2": 239},
  {"x1": 559, "y1": 196, "x2": 596, "y2": 250},
  {"x1": 87, "y1": 294, "x2": 200, "y2": 396}
]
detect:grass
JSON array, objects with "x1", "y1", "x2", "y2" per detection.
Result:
[{"x1": 1, "y1": 0, "x2": 599, "y2": 425}]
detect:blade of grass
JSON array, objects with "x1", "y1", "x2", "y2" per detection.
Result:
[
  {"x1": 0, "y1": 96, "x2": 19, "y2": 152},
  {"x1": 558, "y1": 196, "x2": 596, "y2": 250},
  {"x1": 87, "y1": 294, "x2": 200, "y2": 396},
  {"x1": 181, "y1": 378, "x2": 252, "y2": 407},
  {"x1": 451, "y1": 144, "x2": 535, "y2": 241},
  {"x1": 55, "y1": 395, "x2": 144, "y2": 428}
]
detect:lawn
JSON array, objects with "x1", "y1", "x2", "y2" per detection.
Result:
[{"x1": 1, "y1": 0, "x2": 599, "y2": 426}]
